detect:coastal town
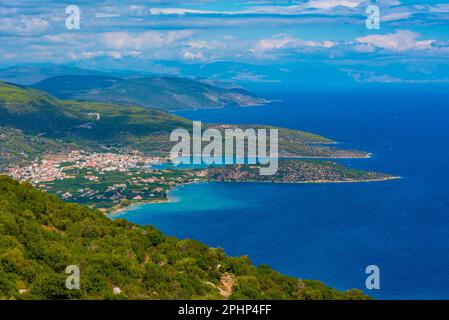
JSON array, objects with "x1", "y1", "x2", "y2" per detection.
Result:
[
  {"x1": 4, "y1": 149, "x2": 397, "y2": 214},
  {"x1": 5, "y1": 150, "x2": 205, "y2": 213},
  {"x1": 7, "y1": 150, "x2": 160, "y2": 185}
]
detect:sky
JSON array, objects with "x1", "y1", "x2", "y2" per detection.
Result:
[{"x1": 1, "y1": 0, "x2": 449, "y2": 85}]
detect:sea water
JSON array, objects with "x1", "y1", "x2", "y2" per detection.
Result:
[{"x1": 115, "y1": 87, "x2": 449, "y2": 299}]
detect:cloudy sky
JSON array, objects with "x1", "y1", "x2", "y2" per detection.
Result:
[{"x1": 1, "y1": 0, "x2": 449, "y2": 85}]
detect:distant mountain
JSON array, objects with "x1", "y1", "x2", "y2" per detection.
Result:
[
  {"x1": 76, "y1": 58, "x2": 359, "y2": 91},
  {"x1": 32, "y1": 75, "x2": 269, "y2": 111},
  {"x1": 0, "y1": 65, "x2": 110, "y2": 86},
  {"x1": 32, "y1": 75, "x2": 122, "y2": 98}
]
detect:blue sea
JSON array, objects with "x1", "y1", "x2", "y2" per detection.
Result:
[{"x1": 114, "y1": 87, "x2": 449, "y2": 299}]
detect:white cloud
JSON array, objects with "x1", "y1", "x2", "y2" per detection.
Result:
[
  {"x1": 382, "y1": 12, "x2": 413, "y2": 22},
  {"x1": 354, "y1": 43, "x2": 375, "y2": 53},
  {"x1": 304, "y1": 0, "x2": 363, "y2": 9},
  {"x1": 183, "y1": 50, "x2": 205, "y2": 60},
  {"x1": 149, "y1": 0, "x2": 369, "y2": 17},
  {"x1": 128, "y1": 5, "x2": 148, "y2": 15},
  {"x1": 187, "y1": 40, "x2": 226, "y2": 50},
  {"x1": 252, "y1": 37, "x2": 293, "y2": 52},
  {"x1": 427, "y1": 4, "x2": 449, "y2": 13},
  {"x1": 149, "y1": 1, "x2": 364, "y2": 16},
  {"x1": 94, "y1": 13, "x2": 120, "y2": 18},
  {"x1": 252, "y1": 35, "x2": 335, "y2": 54},
  {"x1": 43, "y1": 33, "x2": 81, "y2": 43},
  {"x1": 0, "y1": 17, "x2": 48, "y2": 34},
  {"x1": 150, "y1": 8, "x2": 220, "y2": 15},
  {"x1": 182, "y1": 40, "x2": 227, "y2": 61},
  {"x1": 356, "y1": 30, "x2": 434, "y2": 52},
  {"x1": 102, "y1": 30, "x2": 193, "y2": 50},
  {"x1": 1, "y1": 1, "x2": 447, "y2": 67}
]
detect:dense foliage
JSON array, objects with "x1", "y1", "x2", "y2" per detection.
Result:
[
  {"x1": 0, "y1": 175, "x2": 370, "y2": 300},
  {"x1": 0, "y1": 81, "x2": 190, "y2": 138}
]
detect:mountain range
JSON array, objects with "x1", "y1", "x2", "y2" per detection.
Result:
[{"x1": 32, "y1": 75, "x2": 268, "y2": 112}]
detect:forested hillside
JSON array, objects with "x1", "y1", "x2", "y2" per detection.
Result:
[{"x1": 0, "y1": 176, "x2": 369, "y2": 300}]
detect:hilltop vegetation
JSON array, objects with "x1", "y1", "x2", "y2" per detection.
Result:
[
  {"x1": 0, "y1": 82, "x2": 83, "y2": 134},
  {"x1": 0, "y1": 127, "x2": 74, "y2": 171},
  {"x1": 0, "y1": 81, "x2": 191, "y2": 159},
  {"x1": 0, "y1": 81, "x2": 190, "y2": 137},
  {"x1": 0, "y1": 176, "x2": 369, "y2": 300},
  {"x1": 32, "y1": 75, "x2": 268, "y2": 111}
]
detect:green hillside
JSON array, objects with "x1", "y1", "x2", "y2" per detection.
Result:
[
  {"x1": 0, "y1": 81, "x2": 190, "y2": 137},
  {"x1": 0, "y1": 82, "x2": 85, "y2": 134},
  {"x1": 0, "y1": 81, "x2": 192, "y2": 157},
  {"x1": 0, "y1": 175, "x2": 369, "y2": 300},
  {"x1": 1, "y1": 81, "x2": 366, "y2": 164},
  {"x1": 32, "y1": 75, "x2": 268, "y2": 111}
]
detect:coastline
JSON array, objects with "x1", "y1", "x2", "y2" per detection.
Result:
[
  {"x1": 171, "y1": 100, "x2": 272, "y2": 113},
  {"x1": 107, "y1": 198, "x2": 170, "y2": 216},
  {"x1": 106, "y1": 175, "x2": 401, "y2": 217},
  {"x1": 106, "y1": 181, "x2": 203, "y2": 216}
]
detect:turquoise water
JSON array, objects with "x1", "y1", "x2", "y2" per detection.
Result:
[{"x1": 114, "y1": 88, "x2": 449, "y2": 299}]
